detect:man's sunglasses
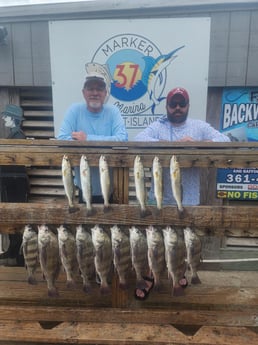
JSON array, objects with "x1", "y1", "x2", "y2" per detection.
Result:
[{"x1": 169, "y1": 101, "x2": 188, "y2": 108}]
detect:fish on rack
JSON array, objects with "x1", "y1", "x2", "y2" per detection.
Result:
[
  {"x1": 99, "y1": 155, "x2": 111, "y2": 212},
  {"x1": 80, "y1": 155, "x2": 94, "y2": 216},
  {"x1": 57, "y1": 224, "x2": 78, "y2": 289},
  {"x1": 170, "y1": 155, "x2": 184, "y2": 214},
  {"x1": 22, "y1": 224, "x2": 39, "y2": 285},
  {"x1": 145, "y1": 225, "x2": 165, "y2": 291},
  {"x1": 152, "y1": 156, "x2": 163, "y2": 214},
  {"x1": 91, "y1": 224, "x2": 113, "y2": 294},
  {"x1": 110, "y1": 225, "x2": 131, "y2": 290},
  {"x1": 129, "y1": 226, "x2": 149, "y2": 289},
  {"x1": 184, "y1": 227, "x2": 202, "y2": 284},
  {"x1": 162, "y1": 226, "x2": 187, "y2": 296},
  {"x1": 133, "y1": 155, "x2": 150, "y2": 218},
  {"x1": 61, "y1": 154, "x2": 78, "y2": 213},
  {"x1": 38, "y1": 224, "x2": 61, "y2": 297},
  {"x1": 75, "y1": 224, "x2": 95, "y2": 293}
]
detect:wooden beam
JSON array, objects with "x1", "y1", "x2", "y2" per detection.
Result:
[
  {"x1": 0, "y1": 204, "x2": 257, "y2": 235},
  {"x1": 0, "y1": 321, "x2": 257, "y2": 345}
]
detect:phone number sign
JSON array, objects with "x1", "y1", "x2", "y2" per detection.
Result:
[{"x1": 216, "y1": 168, "x2": 258, "y2": 200}]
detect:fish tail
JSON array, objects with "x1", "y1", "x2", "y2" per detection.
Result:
[
  {"x1": 103, "y1": 204, "x2": 112, "y2": 213},
  {"x1": 28, "y1": 276, "x2": 37, "y2": 285},
  {"x1": 48, "y1": 287, "x2": 59, "y2": 298},
  {"x1": 140, "y1": 208, "x2": 151, "y2": 218},
  {"x1": 172, "y1": 284, "x2": 185, "y2": 297},
  {"x1": 86, "y1": 207, "x2": 96, "y2": 216},
  {"x1": 100, "y1": 284, "x2": 111, "y2": 295},
  {"x1": 83, "y1": 283, "x2": 92, "y2": 294},
  {"x1": 191, "y1": 274, "x2": 201, "y2": 285}
]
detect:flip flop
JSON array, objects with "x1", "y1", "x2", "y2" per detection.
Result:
[{"x1": 134, "y1": 276, "x2": 154, "y2": 301}]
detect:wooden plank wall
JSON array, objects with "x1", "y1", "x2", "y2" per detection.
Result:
[{"x1": 0, "y1": 21, "x2": 51, "y2": 87}]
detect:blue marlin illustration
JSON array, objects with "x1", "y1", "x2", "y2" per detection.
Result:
[{"x1": 142, "y1": 45, "x2": 185, "y2": 113}]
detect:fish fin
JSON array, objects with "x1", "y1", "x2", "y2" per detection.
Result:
[
  {"x1": 83, "y1": 284, "x2": 92, "y2": 294},
  {"x1": 48, "y1": 287, "x2": 59, "y2": 298},
  {"x1": 28, "y1": 276, "x2": 37, "y2": 285},
  {"x1": 172, "y1": 285, "x2": 185, "y2": 297}
]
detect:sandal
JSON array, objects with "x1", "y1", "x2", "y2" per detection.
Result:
[{"x1": 134, "y1": 276, "x2": 154, "y2": 301}]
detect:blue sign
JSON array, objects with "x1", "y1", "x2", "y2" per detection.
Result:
[{"x1": 217, "y1": 87, "x2": 258, "y2": 200}]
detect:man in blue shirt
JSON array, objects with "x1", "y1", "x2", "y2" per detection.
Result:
[{"x1": 58, "y1": 73, "x2": 128, "y2": 202}]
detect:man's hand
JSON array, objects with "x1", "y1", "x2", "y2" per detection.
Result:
[{"x1": 72, "y1": 131, "x2": 87, "y2": 141}]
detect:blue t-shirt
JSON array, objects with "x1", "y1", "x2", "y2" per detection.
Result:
[{"x1": 58, "y1": 102, "x2": 128, "y2": 195}]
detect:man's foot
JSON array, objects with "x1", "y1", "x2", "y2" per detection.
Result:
[{"x1": 134, "y1": 276, "x2": 154, "y2": 301}]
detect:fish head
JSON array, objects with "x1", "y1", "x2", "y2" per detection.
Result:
[
  {"x1": 62, "y1": 154, "x2": 72, "y2": 173},
  {"x1": 110, "y1": 225, "x2": 123, "y2": 244},
  {"x1": 23, "y1": 224, "x2": 36, "y2": 240},
  {"x1": 99, "y1": 155, "x2": 108, "y2": 170},
  {"x1": 145, "y1": 225, "x2": 160, "y2": 242},
  {"x1": 134, "y1": 155, "x2": 141, "y2": 166},
  {"x1": 170, "y1": 155, "x2": 179, "y2": 170},
  {"x1": 162, "y1": 226, "x2": 177, "y2": 241},
  {"x1": 37, "y1": 224, "x2": 51, "y2": 244},
  {"x1": 91, "y1": 224, "x2": 105, "y2": 242},
  {"x1": 80, "y1": 154, "x2": 88, "y2": 166},
  {"x1": 129, "y1": 226, "x2": 143, "y2": 243},
  {"x1": 57, "y1": 224, "x2": 70, "y2": 241}
]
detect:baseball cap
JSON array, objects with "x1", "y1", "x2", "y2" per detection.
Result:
[
  {"x1": 84, "y1": 72, "x2": 106, "y2": 88},
  {"x1": 1, "y1": 104, "x2": 24, "y2": 120},
  {"x1": 167, "y1": 87, "x2": 189, "y2": 104}
]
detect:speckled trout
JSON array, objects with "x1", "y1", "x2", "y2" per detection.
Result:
[
  {"x1": 170, "y1": 155, "x2": 184, "y2": 213},
  {"x1": 99, "y1": 155, "x2": 111, "y2": 212},
  {"x1": 80, "y1": 155, "x2": 94, "y2": 216}
]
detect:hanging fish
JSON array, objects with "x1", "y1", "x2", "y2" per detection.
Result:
[
  {"x1": 145, "y1": 225, "x2": 165, "y2": 291},
  {"x1": 57, "y1": 224, "x2": 78, "y2": 289},
  {"x1": 152, "y1": 156, "x2": 163, "y2": 214},
  {"x1": 22, "y1": 224, "x2": 39, "y2": 285},
  {"x1": 91, "y1": 225, "x2": 112, "y2": 294},
  {"x1": 184, "y1": 227, "x2": 202, "y2": 284},
  {"x1": 162, "y1": 226, "x2": 187, "y2": 296},
  {"x1": 75, "y1": 224, "x2": 95, "y2": 293},
  {"x1": 110, "y1": 225, "x2": 131, "y2": 290},
  {"x1": 80, "y1": 155, "x2": 94, "y2": 216},
  {"x1": 38, "y1": 224, "x2": 61, "y2": 297},
  {"x1": 61, "y1": 154, "x2": 78, "y2": 213},
  {"x1": 170, "y1": 155, "x2": 184, "y2": 214},
  {"x1": 129, "y1": 226, "x2": 149, "y2": 289},
  {"x1": 99, "y1": 155, "x2": 111, "y2": 212},
  {"x1": 134, "y1": 155, "x2": 150, "y2": 218}
]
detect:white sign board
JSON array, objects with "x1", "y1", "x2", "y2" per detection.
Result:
[{"x1": 49, "y1": 18, "x2": 210, "y2": 140}]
